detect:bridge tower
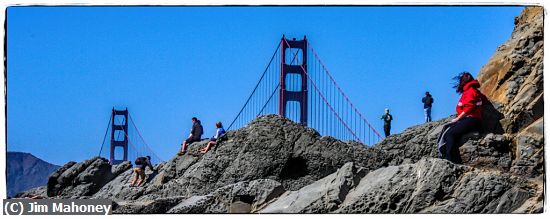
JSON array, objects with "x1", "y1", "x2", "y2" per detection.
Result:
[
  {"x1": 279, "y1": 35, "x2": 308, "y2": 125},
  {"x1": 110, "y1": 108, "x2": 129, "y2": 165}
]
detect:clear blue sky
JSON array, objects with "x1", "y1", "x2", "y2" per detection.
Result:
[{"x1": 7, "y1": 6, "x2": 524, "y2": 165}]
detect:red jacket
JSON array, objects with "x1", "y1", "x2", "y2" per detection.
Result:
[{"x1": 456, "y1": 80, "x2": 483, "y2": 119}]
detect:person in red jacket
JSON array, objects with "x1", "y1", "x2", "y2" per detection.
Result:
[{"x1": 441, "y1": 72, "x2": 483, "y2": 163}]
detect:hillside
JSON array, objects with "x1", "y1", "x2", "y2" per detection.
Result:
[{"x1": 7, "y1": 152, "x2": 60, "y2": 197}]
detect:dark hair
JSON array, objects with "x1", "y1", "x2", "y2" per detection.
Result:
[
  {"x1": 216, "y1": 122, "x2": 223, "y2": 128},
  {"x1": 453, "y1": 71, "x2": 473, "y2": 93},
  {"x1": 191, "y1": 117, "x2": 198, "y2": 121}
]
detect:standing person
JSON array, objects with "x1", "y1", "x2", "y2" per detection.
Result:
[
  {"x1": 178, "y1": 117, "x2": 204, "y2": 156},
  {"x1": 422, "y1": 91, "x2": 434, "y2": 122},
  {"x1": 381, "y1": 108, "x2": 393, "y2": 137},
  {"x1": 200, "y1": 121, "x2": 226, "y2": 154},
  {"x1": 130, "y1": 156, "x2": 155, "y2": 187},
  {"x1": 438, "y1": 72, "x2": 484, "y2": 163}
]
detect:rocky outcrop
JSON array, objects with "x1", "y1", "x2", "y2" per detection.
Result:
[
  {"x1": 111, "y1": 179, "x2": 284, "y2": 214},
  {"x1": 258, "y1": 162, "x2": 365, "y2": 213},
  {"x1": 87, "y1": 115, "x2": 388, "y2": 203},
  {"x1": 334, "y1": 158, "x2": 537, "y2": 213},
  {"x1": 477, "y1": 6, "x2": 544, "y2": 177},
  {"x1": 510, "y1": 117, "x2": 544, "y2": 177},
  {"x1": 18, "y1": 7, "x2": 543, "y2": 214},
  {"x1": 45, "y1": 157, "x2": 130, "y2": 198},
  {"x1": 478, "y1": 6, "x2": 543, "y2": 134}
]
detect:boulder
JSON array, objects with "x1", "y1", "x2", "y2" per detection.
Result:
[
  {"x1": 258, "y1": 162, "x2": 365, "y2": 213},
  {"x1": 510, "y1": 117, "x2": 544, "y2": 177},
  {"x1": 336, "y1": 158, "x2": 467, "y2": 213}
]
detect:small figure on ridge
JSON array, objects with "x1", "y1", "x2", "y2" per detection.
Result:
[
  {"x1": 422, "y1": 91, "x2": 434, "y2": 122},
  {"x1": 381, "y1": 108, "x2": 393, "y2": 138}
]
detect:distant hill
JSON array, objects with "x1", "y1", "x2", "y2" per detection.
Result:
[{"x1": 6, "y1": 152, "x2": 60, "y2": 197}]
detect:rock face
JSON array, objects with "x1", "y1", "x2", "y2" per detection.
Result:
[
  {"x1": 44, "y1": 115, "x2": 386, "y2": 202},
  {"x1": 259, "y1": 162, "x2": 365, "y2": 213},
  {"x1": 477, "y1": 6, "x2": 543, "y2": 134},
  {"x1": 477, "y1": 6, "x2": 544, "y2": 177},
  {"x1": 18, "y1": 7, "x2": 543, "y2": 214},
  {"x1": 45, "y1": 157, "x2": 131, "y2": 198},
  {"x1": 335, "y1": 158, "x2": 535, "y2": 213},
  {"x1": 7, "y1": 152, "x2": 60, "y2": 197}
]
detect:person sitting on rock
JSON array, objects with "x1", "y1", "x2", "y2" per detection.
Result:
[
  {"x1": 130, "y1": 156, "x2": 155, "y2": 187},
  {"x1": 200, "y1": 121, "x2": 226, "y2": 154},
  {"x1": 178, "y1": 117, "x2": 204, "y2": 156},
  {"x1": 439, "y1": 72, "x2": 484, "y2": 163}
]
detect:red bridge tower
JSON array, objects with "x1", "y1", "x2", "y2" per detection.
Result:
[{"x1": 279, "y1": 36, "x2": 308, "y2": 125}]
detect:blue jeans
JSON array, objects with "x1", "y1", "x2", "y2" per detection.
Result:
[{"x1": 424, "y1": 107, "x2": 432, "y2": 122}]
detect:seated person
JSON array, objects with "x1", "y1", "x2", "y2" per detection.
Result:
[
  {"x1": 200, "y1": 122, "x2": 226, "y2": 154},
  {"x1": 178, "y1": 117, "x2": 203, "y2": 156}
]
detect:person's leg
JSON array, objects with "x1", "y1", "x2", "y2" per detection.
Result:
[
  {"x1": 384, "y1": 125, "x2": 390, "y2": 137},
  {"x1": 182, "y1": 140, "x2": 189, "y2": 151},
  {"x1": 443, "y1": 128, "x2": 455, "y2": 161},
  {"x1": 137, "y1": 169, "x2": 146, "y2": 186},
  {"x1": 179, "y1": 138, "x2": 191, "y2": 155},
  {"x1": 424, "y1": 108, "x2": 429, "y2": 123},
  {"x1": 130, "y1": 168, "x2": 138, "y2": 186},
  {"x1": 444, "y1": 118, "x2": 480, "y2": 162},
  {"x1": 427, "y1": 107, "x2": 432, "y2": 122},
  {"x1": 184, "y1": 138, "x2": 199, "y2": 151},
  {"x1": 202, "y1": 141, "x2": 215, "y2": 153}
]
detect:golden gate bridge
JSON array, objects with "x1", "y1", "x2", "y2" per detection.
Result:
[{"x1": 99, "y1": 35, "x2": 382, "y2": 164}]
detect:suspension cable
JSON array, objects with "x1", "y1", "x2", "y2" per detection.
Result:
[
  {"x1": 98, "y1": 115, "x2": 112, "y2": 156},
  {"x1": 307, "y1": 41, "x2": 383, "y2": 139},
  {"x1": 284, "y1": 39, "x2": 364, "y2": 144},
  {"x1": 227, "y1": 43, "x2": 281, "y2": 130},
  {"x1": 128, "y1": 114, "x2": 164, "y2": 162}
]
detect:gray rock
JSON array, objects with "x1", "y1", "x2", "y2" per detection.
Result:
[
  {"x1": 135, "y1": 114, "x2": 385, "y2": 201},
  {"x1": 47, "y1": 157, "x2": 115, "y2": 198},
  {"x1": 168, "y1": 179, "x2": 285, "y2": 213},
  {"x1": 166, "y1": 195, "x2": 213, "y2": 213},
  {"x1": 113, "y1": 196, "x2": 186, "y2": 214},
  {"x1": 259, "y1": 162, "x2": 364, "y2": 213},
  {"x1": 336, "y1": 158, "x2": 467, "y2": 213},
  {"x1": 420, "y1": 171, "x2": 528, "y2": 213},
  {"x1": 510, "y1": 117, "x2": 544, "y2": 177},
  {"x1": 14, "y1": 186, "x2": 47, "y2": 199}
]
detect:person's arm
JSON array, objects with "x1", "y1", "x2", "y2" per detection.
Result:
[
  {"x1": 189, "y1": 125, "x2": 196, "y2": 138},
  {"x1": 422, "y1": 97, "x2": 425, "y2": 103},
  {"x1": 452, "y1": 112, "x2": 466, "y2": 123},
  {"x1": 452, "y1": 90, "x2": 479, "y2": 122}
]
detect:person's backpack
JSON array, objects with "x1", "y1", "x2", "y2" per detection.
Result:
[
  {"x1": 425, "y1": 96, "x2": 433, "y2": 105},
  {"x1": 135, "y1": 157, "x2": 146, "y2": 165}
]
